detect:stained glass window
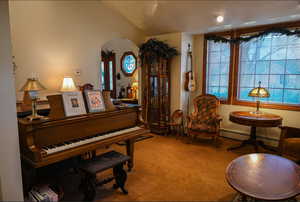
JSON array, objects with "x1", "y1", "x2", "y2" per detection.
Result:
[{"x1": 121, "y1": 52, "x2": 137, "y2": 76}]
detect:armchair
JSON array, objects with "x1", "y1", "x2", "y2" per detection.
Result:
[
  {"x1": 186, "y1": 94, "x2": 222, "y2": 145},
  {"x1": 279, "y1": 126, "x2": 300, "y2": 163}
]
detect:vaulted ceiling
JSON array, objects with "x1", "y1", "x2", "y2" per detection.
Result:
[{"x1": 103, "y1": 0, "x2": 300, "y2": 35}]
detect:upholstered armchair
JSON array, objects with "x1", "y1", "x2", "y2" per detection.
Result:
[
  {"x1": 186, "y1": 94, "x2": 222, "y2": 145},
  {"x1": 279, "y1": 126, "x2": 300, "y2": 163}
]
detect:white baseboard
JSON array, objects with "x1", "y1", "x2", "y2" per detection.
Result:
[{"x1": 220, "y1": 128, "x2": 279, "y2": 147}]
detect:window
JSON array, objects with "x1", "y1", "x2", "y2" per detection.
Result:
[
  {"x1": 121, "y1": 51, "x2": 137, "y2": 76},
  {"x1": 237, "y1": 33, "x2": 300, "y2": 105},
  {"x1": 203, "y1": 21, "x2": 300, "y2": 110},
  {"x1": 101, "y1": 51, "x2": 116, "y2": 98},
  {"x1": 205, "y1": 40, "x2": 231, "y2": 101}
]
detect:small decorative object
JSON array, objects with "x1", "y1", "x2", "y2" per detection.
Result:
[
  {"x1": 116, "y1": 73, "x2": 121, "y2": 80},
  {"x1": 61, "y1": 77, "x2": 77, "y2": 92},
  {"x1": 126, "y1": 83, "x2": 132, "y2": 98},
  {"x1": 62, "y1": 91, "x2": 87, "y2": 117},
  {"x1": 248, "y1": 81, "x2": 270, "y2": 114},
  {"x1": 118, "y1": 87, "x2": 125, "y2": 99},
  {"x1": 132, "y1": 81, "x2": 138, "y2": 100},
  {"x1": 84, "y1": 90, "x2": 106, "y2": 113},
  {"x1": 121, "y1": 51, "x2": 137, "y2": 76},
  {"x1": 79, "y1": 83, "x2": 94, "y2": 91},
  {"x1": 20, "y1": 78, "x2": 46, "y2": 121},
  {"x1": 102, "y1": 90, "x2": 116, "y2": 111}
]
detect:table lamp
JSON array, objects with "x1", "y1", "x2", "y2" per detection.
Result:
[
  {"x1": 61, "y1": 77, "x2": 77, "y2": 92},
  {"x1": 132, "y1": 81, "x2": 138, "y2": 100},
  {"x1": 20, "y1": 78, "x2": 46, "y2": 121},
  {"x1": 248, "y1": 81, "x2": 270, "y2": 114}
]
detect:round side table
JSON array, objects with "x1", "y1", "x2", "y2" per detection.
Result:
[
  {"x1": 226, "y1": 153, "x2": 300, "y2": 201},
  {"x1": 228, "y1": 111, "x2": 282, "y2": 152}
]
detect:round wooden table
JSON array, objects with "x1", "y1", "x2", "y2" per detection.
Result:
[
  {"x1": 228, "y1": 111, "x2": 282, "y2": 151},
  {"x1": 226, "y1": 153, "x2": 300, "y2": 201}
]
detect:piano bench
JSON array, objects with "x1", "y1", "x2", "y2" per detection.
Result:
[{"x1": 78, "y1": 151, "x2": 130, "y2": 201}]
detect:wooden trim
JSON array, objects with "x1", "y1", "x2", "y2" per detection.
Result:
[
  {"x1": 101, "y1": 52, "x2": 116, "y2": 98},
  {"x1": 120, "y1": 51, "x2": 138, "y2": 77},
  {"x1": 202, "y1": 39, "x2": 207, "y2": 95},
  {"x1": 232, "y1": 100, "x2": 300, "y2": 111}
]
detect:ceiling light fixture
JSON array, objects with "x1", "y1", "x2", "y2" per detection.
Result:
[{"x1": 216, "y1": 15, "x2": 224, "y2": 23}]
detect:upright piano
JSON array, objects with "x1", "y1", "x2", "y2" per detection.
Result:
[{"x1": 18, "y1": 106, "x2": 149, "y2": 169}]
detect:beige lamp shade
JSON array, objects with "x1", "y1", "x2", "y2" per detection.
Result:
[
  {"x1": 132, "y1": 81, "x2": 138, "y2": 89},
  {"x1": 20, "y1": 78, "x2": 46, "y2": 92},
  {"x1": 248, "y1": 81, "x2": 270, "y2": 98},
  {"x1": 61, "y1": 77, "x2": 77, "y2": 92}
]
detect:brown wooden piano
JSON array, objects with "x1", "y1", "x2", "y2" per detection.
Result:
[{"x1": 18, "y1": 106, "x2": 149, "y2": 170}]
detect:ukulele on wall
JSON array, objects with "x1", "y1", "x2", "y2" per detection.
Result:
[{"x1": 184, "y1": 44, "x2": 196, "y2": 92}]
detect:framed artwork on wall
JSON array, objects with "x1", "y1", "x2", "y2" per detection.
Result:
[
  {"x1": 62, "y1": 91, "x2": 87, "y2": 117},
  {"x1": 121, "y1": 51, "x2": 137, "y2": 76},
  {"x1": 84, "y1": 90, "x2": 106, "y2": 113}
]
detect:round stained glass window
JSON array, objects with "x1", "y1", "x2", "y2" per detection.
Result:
[{"x1": 121, "y1": 51, "x2": 137, "y2": 76}]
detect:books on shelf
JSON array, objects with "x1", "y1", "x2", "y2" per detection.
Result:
[{"x1": 28, "y1": 185, "x2": 58, "y2": 202}]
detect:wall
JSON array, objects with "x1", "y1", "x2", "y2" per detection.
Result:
[
  {"x1": 192, "y1": 34, "x2": 300, "y2": 146},
  {"x1": 9, "y1": 1, "x2": 145, "y2": 99},
  {"x1": 101, "y1": 38, "x2": 139, "y2": 100},
  {"x1": 0, "y1": 0, "x2": 24, "y2": 200},
  {"x1": 147, "y1": 33, "x2": 182, "y2": 114}
]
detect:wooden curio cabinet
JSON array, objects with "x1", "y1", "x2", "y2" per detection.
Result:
[{"x1": 142, "y1": 58, "x2": 170, "y2": 135}]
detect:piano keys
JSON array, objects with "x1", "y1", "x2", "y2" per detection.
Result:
[{"x1": 18, "y1": 106, "x2": 149, "y2": 169}]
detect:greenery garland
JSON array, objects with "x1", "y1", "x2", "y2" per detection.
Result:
[
  {"x1": 139, "y1": 38, "x2": 179, "y2": 64},
  {"x1": 205, "y1": 27, "x2": 300, "y2": 44}
]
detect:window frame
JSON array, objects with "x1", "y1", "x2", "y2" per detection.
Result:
[
  {"x1": 203, "y1": 20, "x2": 300, "y2": 111},
  {"x1": 203, "y1": 31, "x2": 234, "y2": 104}
]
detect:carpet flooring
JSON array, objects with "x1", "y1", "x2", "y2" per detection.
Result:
[{"x1": 64, "y1": 134, "x2": 300, "y2": 201}]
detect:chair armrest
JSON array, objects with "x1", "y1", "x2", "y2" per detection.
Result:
[{"x1": 279, "y1": 126, "x2": 300, "y2": 139}]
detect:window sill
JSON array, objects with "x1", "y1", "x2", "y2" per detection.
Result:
[{"x1": 232, "y1": 100, "x2": 300, "y2": 111}]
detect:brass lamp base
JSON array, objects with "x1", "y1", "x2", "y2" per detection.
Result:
[{"x1": 26, "y1": 114, "x2": 45, "y2": 121}]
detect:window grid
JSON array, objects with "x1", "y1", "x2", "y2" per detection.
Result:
[
  {"x1": 206, "y1": 40, "x2": 230, "y2": 100},
  {"x1": 238, "y1": 33, "x2": 300, "y2": 105}
]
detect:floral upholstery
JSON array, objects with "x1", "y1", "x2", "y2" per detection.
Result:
[{"x1": 187, "y1": 94, "x2": 221, "y2": 144}]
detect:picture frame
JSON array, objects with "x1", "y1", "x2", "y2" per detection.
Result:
[
  {"x1": 84, "y1": 90, "x2": 106, "y2": 113},
  {"x1": 62, "y1": 91, "x2": 87, "y2": 117}
]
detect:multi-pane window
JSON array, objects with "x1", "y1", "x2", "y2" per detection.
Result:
[
  {"x1": 206, "y1": 40, "x2": 231, "y2": 100},
  {"x1": 237, "y1": 33, "x2": 300, "y2": 104}
]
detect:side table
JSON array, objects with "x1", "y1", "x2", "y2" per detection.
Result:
[{"x1": 227, "y1": 111, "x2": 282, "y2": 152}]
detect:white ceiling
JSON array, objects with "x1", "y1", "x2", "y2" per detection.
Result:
[{"x1": 103, "y1": 0, "x2": 300, "y2": 35}]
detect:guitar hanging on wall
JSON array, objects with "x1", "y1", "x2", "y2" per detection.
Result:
[{"x1": 184, "y1": 44, "x2": 196, "y2": 92}]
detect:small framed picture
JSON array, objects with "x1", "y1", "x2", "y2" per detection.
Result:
[
  {"x1": 62, "y1": 91, "x2": 87, "y2": 117},
  {"x1": 84, "y1": 90, "x2": 106, "y2": 113}
]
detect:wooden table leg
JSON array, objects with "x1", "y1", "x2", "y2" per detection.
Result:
[{"x1": 126, "y1": 139, "x2": 134, "y2": 171}]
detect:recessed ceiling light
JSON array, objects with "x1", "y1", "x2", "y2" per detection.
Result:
[{"x1": 216, "y1": 15, "x2": 224, "y2": 23}]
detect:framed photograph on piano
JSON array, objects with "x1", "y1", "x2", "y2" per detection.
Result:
[
  {"x1": 62, "y1": 91, "x2": 87, "y2": 117},
  {"x1": 84, "y1": 90, "x2": 106, "y2": 113}
]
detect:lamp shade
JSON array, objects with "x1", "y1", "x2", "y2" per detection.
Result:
[
  {"x1": 61, "y1": 77, "x2": 77, "y2": 92},
  {"x1": 248, "y1": 81, "x2": 270, "y2": 98},
  {"x1": 20, "y1": 78, "x2": 46, "y2": 92}
]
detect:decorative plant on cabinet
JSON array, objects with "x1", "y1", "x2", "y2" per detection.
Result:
[{"x1": 139, "y1": 38, "x2": 179, "y2": 135}]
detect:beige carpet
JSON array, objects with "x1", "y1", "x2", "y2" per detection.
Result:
[{"x1": 76, "y1": 134, "x2": 299, "y2": 202}]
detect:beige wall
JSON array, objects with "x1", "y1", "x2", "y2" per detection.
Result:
[
  {"x1": 192, "y1": 34, "x2": 300, "y2": 146},
  {"x1": 9, "y1": 1, "x2": 145, "y2": 97},
  {"x1": 0, "y1": 1, "x2": 23, "y2": 200}
]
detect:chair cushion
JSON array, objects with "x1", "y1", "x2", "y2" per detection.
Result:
[
  {"x1": 282, "y1": 138, "x2": 300, "y2": 159},
  {"x1": 189, "y1": 122, "x2": 217, "y2": 133}
]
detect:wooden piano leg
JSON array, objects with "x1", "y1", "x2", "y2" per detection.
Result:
[{"x1": 126, "y1": 139, "x2": 134, "y2": 171}]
